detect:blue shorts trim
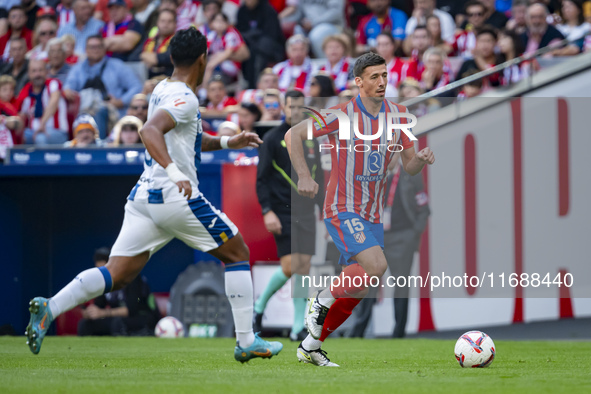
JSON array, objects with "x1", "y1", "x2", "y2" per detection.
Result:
[
  {"x1": 188, "y1": 194, "x2": 234, "y2": 247},
  {"x1": 148, "y1": 189, "x2": 164, "y2": 204},
  {"x1": 324, "y1": 212, "x2": 384, "y2": 266}
]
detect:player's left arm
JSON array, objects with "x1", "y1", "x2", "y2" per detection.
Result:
[
  {"x1": 400, "y1": 145, "x2": 435, "y2": 176},
  {"x1": 201, "y1": 131, "x2": 263, "y2": 151}
]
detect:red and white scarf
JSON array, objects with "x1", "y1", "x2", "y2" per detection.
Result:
[
  {"x1": 318, "y1": 57, "x2": 351, "y2": 92},
  {"x1": 274, "y1": 57, "x2": 312, "y2": 93}
]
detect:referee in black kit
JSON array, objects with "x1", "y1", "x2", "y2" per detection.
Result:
[{"x1": 254, "y1": 90, "x2": 324, "y2": 341}]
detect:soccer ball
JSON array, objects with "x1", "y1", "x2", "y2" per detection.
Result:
[
  {"x1": 454, "y1": 330, "x2": 496, "y2": 368},
  {"x1": 155, "y1": 316, "x2": 185, "y2": 338}
]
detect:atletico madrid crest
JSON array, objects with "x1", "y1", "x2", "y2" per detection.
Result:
[{"x1": 353, "y1": 232, "x2": 366, "y2": 244}]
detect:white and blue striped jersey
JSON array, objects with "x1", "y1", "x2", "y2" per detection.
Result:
[{"x1": 129, "y1": 79, "x2": 203, "y2": 204}]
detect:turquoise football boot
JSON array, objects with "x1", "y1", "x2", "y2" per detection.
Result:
[
  {"x1": 234, "y1": 333, "x2": 283, "y2": 363},
  {"x1": 25, "y1": 297, "x2": 54, "y2": 355}
]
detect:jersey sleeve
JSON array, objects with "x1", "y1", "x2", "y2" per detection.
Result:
[
  {"x1": 312, "y1": 110, "x2": 340, "y2": 138},
  {"x1": 159, "y1": 91, "x2": 199, "y2": 126},
  {"x1": 224, "y1": 29, "x2": 244, "y2": 50}
]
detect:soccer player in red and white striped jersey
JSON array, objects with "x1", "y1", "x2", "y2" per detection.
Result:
[{"x1": 286, "y1": 52, "x2": 435, "y2": 366}]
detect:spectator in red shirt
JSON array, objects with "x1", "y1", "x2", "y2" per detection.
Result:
[
  {"x1": 18, "y1": 59, "x2": 69, "y2": 145},
  {"x1": 0, "y1": 113, "x2": 24, "y2": 162},
  {"x1": 420, "y1": 47, "x2": 451, "y2": 92},
  {"x1": 203, "y1": 76, "x2": 238, "y2": 116},
  {"x1": 102, "y1": 0, "x2": 144, "y2": 61},
  {"x1": 317, "y1": 34, "x2": 352, "y2": 93},
  {"x1": 405, "y1": 25, "x2": 432, "y2": 79},
  {"x1": 272, "y1": 34, "x2": 312, "y2": 93},
  {"x1": 375, "y1": 32, "x2": 410, "y2": 97},
  {"x1": 237, "y1": 67, "x2": 279, "y2": 105},
  {"x1": 0, "y1": 5, "x2": 33, "y2": 61},
  {"x1": 204, "y1": 12, "x2": 250, "y2": 85},
  {"x1": 456, "y1": 26, "x2": 504, "y2": 87},
  {"x1": 452, "y1": 1, "x2": 486, "y2": 59}
]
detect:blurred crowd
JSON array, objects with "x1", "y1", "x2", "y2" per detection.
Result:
[{"x1": 1, "y1": 0, "x2": 590, "y2": 161}]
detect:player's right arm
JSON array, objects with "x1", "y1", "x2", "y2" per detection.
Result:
[
  {"x1": 285, "y1": 121, "x2": 318, "y2": 199},
  {"x1": 139, "y1": 109, "x2": 192, "y2": 199}
]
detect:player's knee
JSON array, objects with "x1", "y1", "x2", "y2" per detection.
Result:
[
  {"x1": 281, "y1": 264, "x2": 291, "y2": 277},
  {"x1": 227, "y1": 237, "x2": 250, "y2": 263},
  {"x1": 280, "y1": 255, "x2": 292, "y2": 277}
]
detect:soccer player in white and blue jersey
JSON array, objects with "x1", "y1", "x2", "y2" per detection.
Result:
[{"x1": 25, "y1": 27, "x2": 283, "y2": 362}]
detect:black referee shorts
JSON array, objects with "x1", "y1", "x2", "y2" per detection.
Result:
[{"x1": 273, "y1": 213, "x2": 316, "y2": 258}]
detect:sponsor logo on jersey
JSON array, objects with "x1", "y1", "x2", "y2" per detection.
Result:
[
  {"x1": 355, "y1": 174, "x2": 385, "y2": 182},
  {"x1": 368, "y1": 151, "x2": 382, "y2": 173}
]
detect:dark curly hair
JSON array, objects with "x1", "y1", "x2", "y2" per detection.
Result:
[{"x1": 170, "y1": 27, "x2": 208, "y2": 67}]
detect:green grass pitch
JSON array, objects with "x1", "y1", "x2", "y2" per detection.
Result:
[{"x1": 1, "y1": 337, "x2": 590, "y2": 393}]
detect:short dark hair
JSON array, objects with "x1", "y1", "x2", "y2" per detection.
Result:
[
  {"x1": 170, "y1": 27, "x2": 207, "y2": 67},
  {"x1": 353, "y1": 52, "x2": 386, "y2": 78},
  {"x1": 285, "y1": 90, "x2": 305, "y2": 100},
  {"x1": 207, "y1": 74, "x2": 225, "y2": 87},
  {"x1": 476, "y1": 25, "x2": 498, "y2": 40},
  {"x1": 414, "y1": 25, "x2": 430, "y2": 35},
  {"x1": 209, "y1": 12, "x2": 229, "y2": 24},
  {"x1": 203, "y1": 0, "x2": 221, "y2": 7},
  {"x1": 8, "y1": 5, "x2": 26, "y2": 15},
  {"x1": 93, "y1": 247, "x2": 110, "y2": 263},
  {"x1": 241, "y1": 102, "x2": 262, "y2": 121}
]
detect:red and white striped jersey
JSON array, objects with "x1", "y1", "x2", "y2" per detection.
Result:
[
  {"x1": 176, "y1": 0, "x2": 199, "y2": 31},
  {"x1": 317, "y1": 57, "x2": 352, "y2": 92},
  {"x1": 17, "y1": 78, "x2": 68, "y2": 132},
  {"x1": 237, "y1": 89, "x2": 263, "y2": 104},
  {"x1": 312, "y1": 96, "x2": 415, "y2": 223},
  {"x1": 206, "y1": 27, "x2": 245, "y2": 76},
  {"x1": 386, "y1": 57, "x2": 410, "y2": 90},
  {"x1": 273, "y1": 57, "x2": 313, "y2": 93},
  {"x1": 57, "y1": 4, "x2": 75, "y2": 29},
  {"x1": 452, "y1": 30, "x2": 476, "y2": 58},
  {"x1": 407, "y1": 49, "x2": 453, "y2": 82}
]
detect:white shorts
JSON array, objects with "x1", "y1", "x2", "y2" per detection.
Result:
[{"x1": 110, "y1": 194, "x2": 239, "y2": 257}]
